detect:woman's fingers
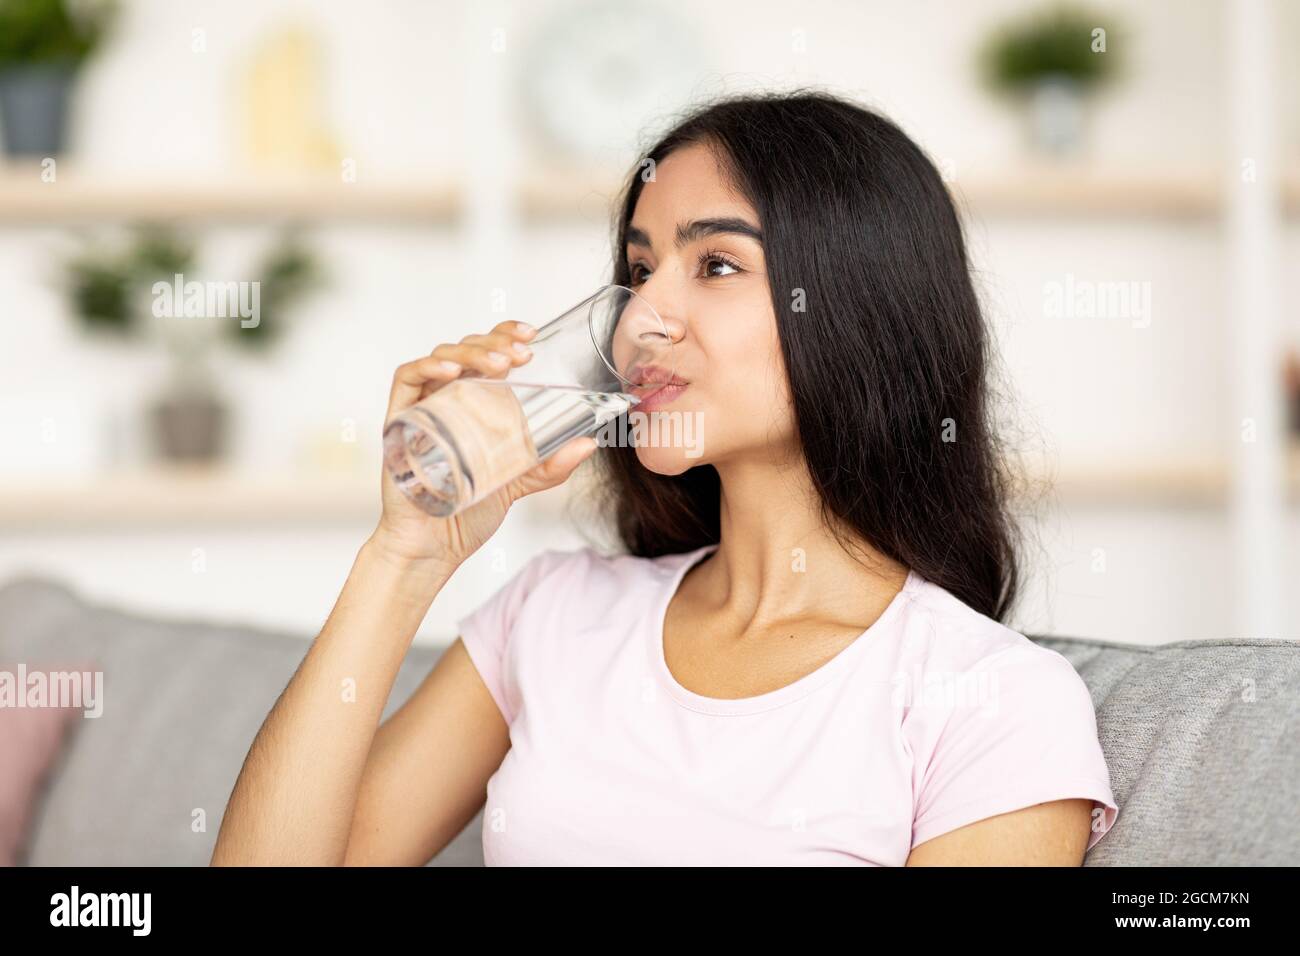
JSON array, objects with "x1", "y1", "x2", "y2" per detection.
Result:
[
  {"x1": 387, "y1": 321, "x2": 538, "y2": 418},
  {"x1": 430, "y1": 342, "x2": 516, "y2": 376},
  {"x1": 491, "y1": 320, "x2": 538, "y2": 345},
  {"x1": 507, "y1": 436, "x2": 599, "y2": 500},
  {"x1": 387, "y1": 355, "x2": 464, "y2": 418},
  {"x1": 454, "y1": 322, "x2": 535, "y2": 363},
  {"x1": 462, "y1": 321, "x2": 536, "y2": 353}
]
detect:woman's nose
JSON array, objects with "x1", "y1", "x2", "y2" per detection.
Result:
[
  {"x1": 635, "y1": 302, "x2": 686, "y2": 373},
  {"x1": 657, "y1": 310, "x2": 687, "y2": 346},
  {"x1": 632, "y1": 283, "x2": 687, "y2": 347}
]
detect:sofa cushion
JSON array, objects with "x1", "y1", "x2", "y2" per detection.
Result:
[
  {"x1": 1032, "y1": 634, "x2": 1299, "y2": 866},
  {"x1": 0, "y1": 576, "x2": 478, "y2": 866},
  {"x1": 2, "y1": 574, "x2": 1296, "y2": 866}
]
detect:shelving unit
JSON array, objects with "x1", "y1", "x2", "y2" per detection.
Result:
[
  {"x1": 1, "y1": 10, "x2": 1296, "y2": 543},
  {"x1": 1, "y1": 162, "x2": 1297, "y2": 224},
  {"x1": 2, "y1": 447, "x2": 1297, "y2": 529},
  {"x1": 0, "y1": 166, "x2": 461, "y2": 224},
  {"x1": 518, "y1": 164, "x2": 1289, "y2": 222},
  {"x1": 1, "y1": 153, "x2": 1298, "y2": 524},
  {"x1": 0, "y1": 468, "x2": 382, "y2": 529}
]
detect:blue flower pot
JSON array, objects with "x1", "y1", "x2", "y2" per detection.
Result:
[{"x1": 0, "y1": 61, "x2": 76, "y2": 157}]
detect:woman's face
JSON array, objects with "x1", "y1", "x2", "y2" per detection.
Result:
[{"x1": 621, "y1": 142, "x2": 794, "y2": 476}]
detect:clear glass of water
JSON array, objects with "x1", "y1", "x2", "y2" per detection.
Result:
[{"x1": 382, "y1": 284, "x2": 675, "y2": 517}]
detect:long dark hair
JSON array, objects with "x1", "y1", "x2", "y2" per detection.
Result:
[{"x1": 585, "y1": 89, "x2": 1023, "y2": 622}]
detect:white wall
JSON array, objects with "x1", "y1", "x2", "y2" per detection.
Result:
[{"x1": 1, "y1": 0, "x2": 1296, "y2": 645}]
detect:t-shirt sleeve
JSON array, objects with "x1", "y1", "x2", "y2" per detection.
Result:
[
  {"x1": 908, "y1": 641, "x2": 1119, "y2": 854},
  {"x1": 454, "y1": 549, "x2": 563, "y2": 727}
]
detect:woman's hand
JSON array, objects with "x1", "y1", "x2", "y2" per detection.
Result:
[{"x1": 370, "y1": 319, "x2": 599, "y2": 569}]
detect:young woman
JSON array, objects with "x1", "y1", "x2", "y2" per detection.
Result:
[{"x1": 212, "y1": 90, "x2": 1118, "y2": 867}]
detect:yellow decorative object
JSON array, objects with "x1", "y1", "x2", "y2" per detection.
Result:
[
  {"x1": 241, "y1": 25, "x2": 341, "y2": 171},
  {"x1": 301, "y1": 424, "x2": 368, "y2": 475}
]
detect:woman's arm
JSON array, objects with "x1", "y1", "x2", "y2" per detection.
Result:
[
  {"x1": 904, "y1": 798, "x2": 1094, "y2": 866},
  {"x1": 342, "y1": 631, "x2": 510, "y2": 866},
  {"x1": 211, "y1": 320, "x2": 595, "y2": 866},
  {"x1": 210, "y1": 538, "x2": 470, "y2": 866}
]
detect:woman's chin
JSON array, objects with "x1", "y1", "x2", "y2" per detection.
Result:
[
  {"x1": 623, "y1": 403, "x2": 709, "y2": 475},
  {"x1": 634, "y1": 443, "x2": 704, "y2": 476}
]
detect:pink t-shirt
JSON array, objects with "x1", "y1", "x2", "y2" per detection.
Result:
[{"x1": 456, "y1": 542, "x2": 1119, "y2": 865}]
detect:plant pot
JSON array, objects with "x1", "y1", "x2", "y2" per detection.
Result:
[
  {"x1": 1026, "y1": 74, "x2": 1085, "y2": 157},
  {"x1": 0, "y1": 61, "x2": 76, "y2": 157},
  {"x1": 150, "y1": 391, "x2": 228, "y2": 463}
]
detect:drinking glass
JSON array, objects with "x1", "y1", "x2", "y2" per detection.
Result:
[{"x1": 382, "y1": 284, "x2": 674, "y2": 517}]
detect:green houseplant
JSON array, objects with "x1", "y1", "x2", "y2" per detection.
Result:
[
  {"x1": 60, "y1": 224, "x2": 324, "y2": 462},
  {"x1": 978, "y1": 4, "x2": 1122, "y2": 156},
  {"x1": 0, "y1": 0, "x2": 117, "y2": 156}
]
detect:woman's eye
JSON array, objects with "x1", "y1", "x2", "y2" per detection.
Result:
[
  {"x1": 701, "y1": 254, "x2": 740, "y2": 278},
  {"x1": 629, "y1": 255, "x2": 739, "y2": 284}
]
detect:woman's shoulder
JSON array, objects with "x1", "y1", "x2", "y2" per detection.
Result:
[
  {"x1": 897, "y1": 571, "x2": 1081, "y2": 684},
  {"x1": 897, "y1": 574, "x2": 1117, "y2": 851}
]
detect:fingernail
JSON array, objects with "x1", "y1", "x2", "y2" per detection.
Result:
[
  {"x1": 511, "y1": 342, "x2": 531, "y2": 358},
  {"x1": 439, "y1": 360, "x2": 461, "y2": 373},
  {"x1": 488, "y1": 351, "x2": 509, "y2": 365},
  {"x1": 516, "y1": 322, "x2": 536, "y2": 336}
]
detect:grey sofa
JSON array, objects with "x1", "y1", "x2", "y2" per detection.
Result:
[{"x1": 1, "y1": 575, "x2": 1296, "y2": 866}]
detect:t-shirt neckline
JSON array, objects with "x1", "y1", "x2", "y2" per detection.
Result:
[{"x1": 649, "y1": 542, "x2": 919, "y2": 716}]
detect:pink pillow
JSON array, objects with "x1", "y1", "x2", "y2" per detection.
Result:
[{"x1": 0, "y1": 663, "x2": 94, "y2": 866}]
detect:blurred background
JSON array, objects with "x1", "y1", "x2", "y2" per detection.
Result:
[{"x1": 0, "y1": 0, "x2": 1296, "y2": 646}]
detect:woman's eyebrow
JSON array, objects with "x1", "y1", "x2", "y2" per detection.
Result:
[{"x1": 626, "y1": 217, "x2": 763, "y2": 250}]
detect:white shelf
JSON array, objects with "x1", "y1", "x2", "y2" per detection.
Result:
[
  {"x1": 0, "y1": 464, "x2": 584, "y2": 529},
  {"x1": 1, "y1": 162, "x2": 1296, "y2": 224},
  {"x1": 519, "y1": 163, "x2": 1300, "y2": 221},
  {"x1": 0, "y1": 166, "x2": 461, "y2": 224},
  {"x1": 1021, "y1": 451, "x2": 1300, "y2": 506},
  {"x1": 949, "y1": 166, "x2": 1222, "y2": 219},
  {"x1": 2, "y1": 451, "x2": 1297, "y2": 529},
  {"x1": 0, "y1": 467, "x2": 381, "y2": 528}
]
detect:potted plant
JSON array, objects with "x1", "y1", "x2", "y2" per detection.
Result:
[
  {"x1": 0, "y1": 0, "x2": 117, "y2": 157},
  {"x1": 977, "y1": 4, "x2": 1122, "y2": 157},
  {"x1": 60, "y1": 224, "x2": 323, "y2": 463}
]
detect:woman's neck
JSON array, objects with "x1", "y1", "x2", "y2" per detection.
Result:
[{"x1": 691, "y1": 455, "x2": 910, "y2": 632}]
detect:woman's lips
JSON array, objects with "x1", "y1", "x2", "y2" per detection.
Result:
[
  {"x1": 628, "y1": 363, "x2": 689, "y2": 412},
  {"x1": 633, "y1": 380, "x2": 689, "y2": 412}
]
